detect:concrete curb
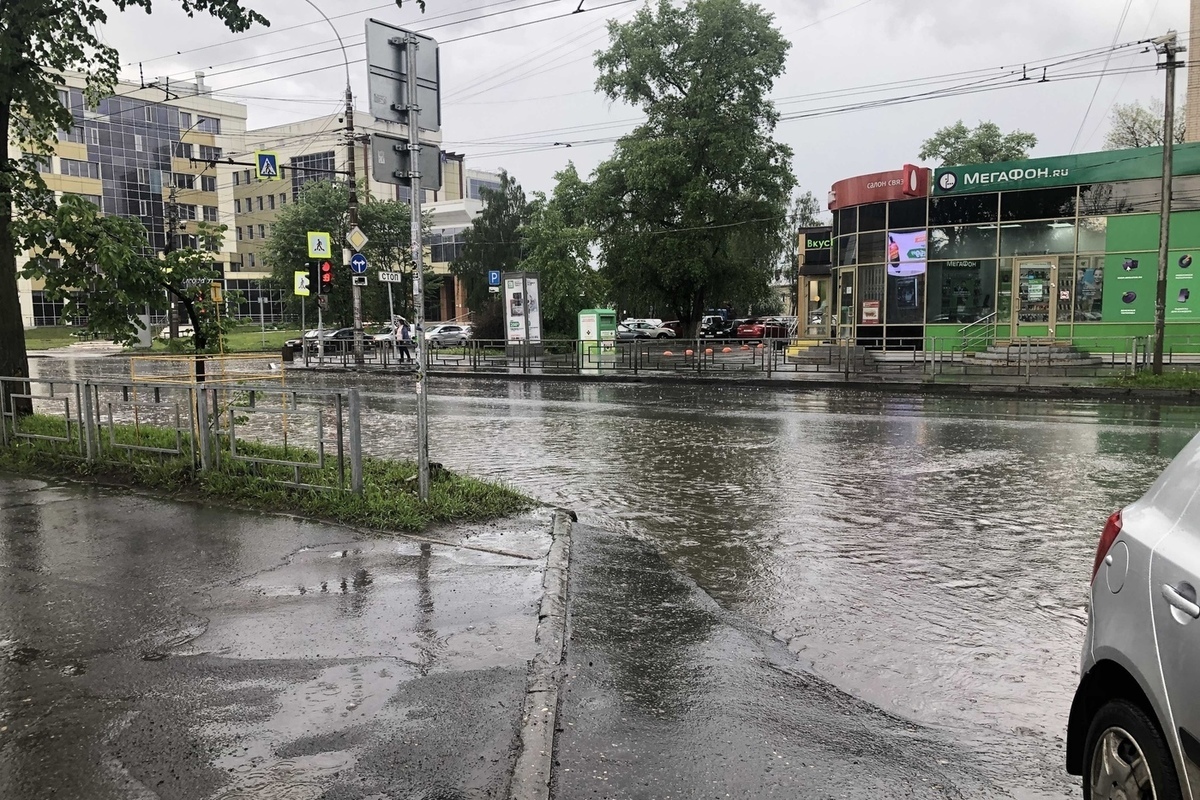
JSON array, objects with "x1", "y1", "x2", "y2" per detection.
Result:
[{"x1": 508, "y1": 509, "x2": 573, "y2": 800}]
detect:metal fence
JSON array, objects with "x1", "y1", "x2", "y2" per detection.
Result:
[{"x1": 0, "y1": 376, "x2": 363, "y2": 493}]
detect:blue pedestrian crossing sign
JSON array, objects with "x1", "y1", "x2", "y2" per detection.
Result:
[
  {"x1": 350, "y1": 253, "x2": 368, "y2": 274},
  {"x1": 488, "y1": 270, "x2": 501, "y2": 287},
  {"x1": 256, "y1": 151, "x2": 280, "y2": 181}
]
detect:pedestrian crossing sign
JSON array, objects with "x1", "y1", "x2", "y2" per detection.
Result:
[
  {"x1": 256, "y1": 151, "x2": 280, "y2": 181},
  {"x1": 307, "y1": 231, "x2": 331, "y2": 258}
]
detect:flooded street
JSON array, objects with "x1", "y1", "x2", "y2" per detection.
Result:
[{"x1": 26, "y1": 357, "x2": 1200, "y2": 796}]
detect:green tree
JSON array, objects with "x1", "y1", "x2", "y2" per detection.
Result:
[
  {"x1": 778, "y1": 191, "x2": 825, "y2": 285},
  {"x1": 587, "y1": 0, "x2": 795, "y2": 334},
  {"x1": 0, "y1": 0, "x2": 270, "y2": 407},
  {"x1": 918, "y1": 120, "x2": 1038, "y2": 166},
  {"x1": 261, "y1": 181, "x2": 437, "y2": 328},
  {"x1": 452, "y1": 170, "x2": 529, "y2": 316},
  {"x1": 521, "y1": 164, "x2": 604, "y2": 337},
  {"x1": 1103, "y1": 99, "x2": 1186, "y2": 150},
  {"x1": 21, "y1": 195, "x2": 234, "y2": 352}
]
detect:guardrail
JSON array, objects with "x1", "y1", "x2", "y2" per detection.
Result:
[{"x1": 0, "y1": 376, "x2": 363, "y2": 493}]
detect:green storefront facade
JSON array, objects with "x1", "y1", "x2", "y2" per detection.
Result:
[{"x1": 822, "y1": 144, "x2": 1200, "y2": 353}]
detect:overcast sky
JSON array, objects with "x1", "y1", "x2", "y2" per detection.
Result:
[{"x1": 101, "y1": 0, "x2": 1190, "y2": 214}]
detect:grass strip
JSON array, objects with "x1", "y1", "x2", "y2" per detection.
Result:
[
  {"x1": 0, "y1": 414, "x2": 532, "y2": 532},
  {"x1": 1110, "y1": 370, "x2": 1200, "y2": 390}
]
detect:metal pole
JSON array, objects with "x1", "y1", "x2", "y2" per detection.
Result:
[
  {"x1": 348, "y1": 388, "x2": 363, "y2": 494},
  {"x1": 259, "y1": 296, "x2": 266, "y2": 347},
  {"x1": 301, "y1": 296, "x2": 305, "y2": 339},
  {"x1": 347, "y1": 86, "x2": 365, "y2": 365},
  {"x1": 318, "y1": 305, "x2": 324, "y2": 363},
  {"x1": 1153, "y1": 32, "x2": 1181, "y2": 375},
  {"x1": 408, "y1": 33, "x2": 431, "y2": 501},
  {"x1": 523, "y1": 274, "x2": 531, "y2": 375},
  {"x1": 387, "y1": 282, "x2": 397, "y2": 363}
]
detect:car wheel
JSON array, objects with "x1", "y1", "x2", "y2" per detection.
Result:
[
  {"x1": 1083, "y1": 699, "x2": 1182, "y2": 800},
  {"x1": 657, "y1": 332, "x2": 669, "y2": 339}
]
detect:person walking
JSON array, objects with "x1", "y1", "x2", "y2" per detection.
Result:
[{"x1": 397, "y1": 318, "x2": 413, "y2": 364}]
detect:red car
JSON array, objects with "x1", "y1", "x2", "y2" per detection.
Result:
[{"x1": 735, "y1": 318, "x2": 789, "y2": 341}]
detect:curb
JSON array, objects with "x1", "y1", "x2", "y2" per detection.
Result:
[{"x1": 508, "y1": 509, "x2": 573, "y2": 800}]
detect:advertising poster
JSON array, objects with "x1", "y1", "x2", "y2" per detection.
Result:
[
  {"x1": 862, "y1": 300, "x2": 881, "y2": 323},
  {"x1": 525, "y1": 276, "x2": 543, "y2": 343},
  {"x1": 887, "y1": 229, "x2": 927, "y2": 277},
  {"x1": 1169, "y1": 250, "x2": 1196, "y2": 319},
  {"x1": 504, "y1": 277, "x2": 525, "y2": 341},
  {"x1": 1102, "y1": 252, "x2": 1156, "y2": 322}
]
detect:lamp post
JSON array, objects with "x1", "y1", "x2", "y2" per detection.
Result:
[{"x1": 1152, "y1": 31, "x2": 1185, "y2": 375}]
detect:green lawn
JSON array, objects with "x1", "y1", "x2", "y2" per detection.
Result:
[
  {"x1": 24, "y1": 327, "x2": 82, "y2": 350},
  {"x1": 150, "y1": 327, "x2": 303, "y2": 354},
  {"x1": 1111, "y1": 370, "x2": 1200, "y2": 389}
]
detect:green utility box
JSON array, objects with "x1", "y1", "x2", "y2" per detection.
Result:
[{"x1": 578, "y1": 309, "x2": 617, "y2": 369}]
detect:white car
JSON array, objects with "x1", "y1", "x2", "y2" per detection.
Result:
[
  {"x1": 625, "y1": 321, "x2": 676, "y2": 339},
  {"x1": 158, "y1": 324, "x2": 196, "y2": 341},
  {"x1": 1066, "y1": 430, "x2": 1200, "y2": 799},
  {"x1": 425, "y1": 323, "x2": 472, "y2": 347}
]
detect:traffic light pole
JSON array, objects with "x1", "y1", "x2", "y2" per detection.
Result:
[
  {"x1": 346, "y1": 86, "x2": 365, "y2": 365},
  {"x1": 407, "y1": 32, "x2": 431, "y2": 501}
]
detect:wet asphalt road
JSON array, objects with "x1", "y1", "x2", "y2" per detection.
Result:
[
  {"x1": 0, "y1": 472, "x2": 550, "y2": 800},
  {"x1": 23, "y1": 356, "x2": 1200, "y2": 797}
]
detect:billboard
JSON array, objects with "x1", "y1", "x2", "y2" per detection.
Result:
[
  {"x1": 503, "y1": 272, "x2": 543, "y2": 344},
  {"x1": 887, "y1": 229, "x2": 927, "y2": 277}
]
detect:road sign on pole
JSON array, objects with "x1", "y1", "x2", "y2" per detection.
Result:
[
  {"x1": 488, "y1": 269, "x2": 501, "y2": 287},
  {"x1": 294, "y1": 271, "x2": 311, "y2": 296},
  {"x1": 352, "y1": 275, "x2": 368, "y2": 286},
  {"x1": 307, "y1": 232, "x2": 331, "y2": 258},
  {"x1": 365, "y1": 18, "x2": 441, "y2": 132},
  {"x1": 256, "y1": 151, "x2": 280, "y2": 180},
  {"x1": 346, "y1": 226, "x2": 369, "y2": 252},
  {"x1": 378, "y1": 271, "x2": 404, "y2": 283},
  {"x1": 350, "y1": 253, "x2": 368, "y2": 274},
  {"x1": 369, "y1": 132, "x2": 442, "y2": 191}
]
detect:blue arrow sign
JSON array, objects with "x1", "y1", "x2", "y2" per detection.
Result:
[
  {"x1": 488, "y1": 270, "x2": 501, "y2": 287},
  {"x1": 350, "y1": 253, "x2": 368, "y2": 274}
]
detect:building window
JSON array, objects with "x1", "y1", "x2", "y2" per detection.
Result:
[
  {"x1": 196, "y1": 116, "x2": 221, "y2": 134},
  {"x1": 203, "y1": 205, "x2": 218, "y2": 222},
  {"x1": 139, "y1": 199, "x2": 149, "y2": 216},
  {"x1": 247, "y1": 253, "x2": 256, "y2": 268},
  {"x1": 1074, "y1": 255, "x2": 1105, "y2": 322},
  {"x1": 61, "y1": 158, "x2": 100, "y2": 179},
  {"x1": 197, "y1": 144, "x2": 222, "y2": 161},
  {"x1": 179, "y1": 111, "x2": 192, "y2": 130},
  {"x1": 176, "y1": 141, "x2": 193, "y2": 159},
  {"x1": 89, "y1": 127, "x2": 100, "y2": 146},
  {"x1": 31, "y1": 290, "x2": 67, "y2": 327},
  {"x1": 180, "y1": 204, "x2": 197, "y2": 221},
  {"x1": 244, "y1": 169, "x2": 252, "y2": 184},
  {"x1": 235, "y1": 199, "x2": 242, "y2": 213},
  {"x1": 68, "y1": 193, "x2": 101, "y2": 208},
  {"x1": 134, "y1": 134, "x2": 144, "y2": 152},
  {"x1": 58, "y1": 126, "x2": 84, "y2": 143},
  {"x1": 236, "y1": 227, "x2": 243, "y2": 241},
  {"x1": 256, "y1": 196, "x2": 263, "y2": 211},
  {"x1": 279, "y1": 193, "x2": 286, "y2": 205},
  {"x1": 267, "y1": 194, "x2": 275, "y2": 210},
  {"x1": 201, "y1": 175, "x2": 216, "y2": 192},
  {"x1": 467, "y1": 177, "x2": 503, "y2": 200},
  {"x1": 258, "y1": 224, "x2": 265, "y2": 238},
  {"x1": 430, "y1": 228, "x2": 468, "y2": 263},
  {"x1": 247, "y1": 227, "x2": 254, "y2": 240},
  {"x1": 233, "y1": 171, "x2": 241, "y2": 187},
  {"x1": 290, "y1": 151, "x2": 336, "y2": 197},
  {"x1": 144, "y1": 105, "x2": 155, "y2": 123},
  {"x1": 174, "y1": 173, "x2": 195, "y2": 190},
  {"x1": 136, "y1": 166, "x2": 150, "y2": 184},
  {"x1": 57, "y1": 89, "x2": 70, "y2": 109}
]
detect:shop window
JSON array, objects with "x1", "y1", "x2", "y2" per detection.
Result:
[
  {"x1": 1077, "y1": 217, "x2": 1107, "y2": 253},
  {"x1": 1172, "y1": 175, "x2": 1200, "y2": 211},
  {"x1": 926, "y1": 259, "x2": 997, "y2": 324},
  {"x1": 1073, "y1": 255, "x2": 1104, "y2": 322},
  {"x1": 929, "y1": 225, "x2": 998, "y2": 260},
  {"x1": 887, "y1": 271, "x2": 925, "y2": 325},
  {"x1": 1079, "y1": 179, "x2": 1160, "y2": 215},
  {"x1": 858, "y1": 264, "x2": 885, "y2": 325},
  {"x1": 837, "y1": 206, "x2": 857, "y2": 234},
  {"x1": 1000, "y1": 187, "x2": 1077, "y2": 221},
  {"x1": 858, "y1": 231, "x2": 886, "y2": 263},
  {"x1": 929, "y1": 193, "x2": 998, "y2": 225},
  {"x1": 858, "y1": 202, "x2": 886, "y2": 232},
  {"x1": 999, "y1": 220, "x2": 1077, "y2": 257},
  {"x1": 837, "y1": 235, "x2": 857, "y2": 266},
  {"x1": 889, "y1": 198, "x2": 927, "y2": 229}
]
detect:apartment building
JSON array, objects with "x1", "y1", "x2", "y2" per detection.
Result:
[{"x1": 14, "y1": 71, "x2": 245, "y2": 328}]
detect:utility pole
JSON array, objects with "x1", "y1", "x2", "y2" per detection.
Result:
[
  {"x1": 1153, "y1": 31, "x2": 1184, "y2": 375},
  {"x1": 408, "y1": 32, "x2": 431, "y2": 501},
  {"x1": 346, "y1": 87, "x2": 365, "y2": 365}
]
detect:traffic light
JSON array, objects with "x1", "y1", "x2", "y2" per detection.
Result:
[
  {"x1": 319, "y1": 260, "x2": 334, "y2": 295},
  {"x1": 307, "y1": 262, "x2": 319, "y2": 295}
]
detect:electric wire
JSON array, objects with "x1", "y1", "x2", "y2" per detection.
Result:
[{"x1": 1069, "y1": 0, "x2": 1134, "y2": 153}]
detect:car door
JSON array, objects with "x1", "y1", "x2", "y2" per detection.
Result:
[{"x1": 1148, "y1": 438, "x2": 1200, "y2": 796}]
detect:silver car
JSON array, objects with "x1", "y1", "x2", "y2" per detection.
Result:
[
  {"x1": 1067, "y1": 430, "x2": 1200, "y2": 799},
  {"x1": 425, "y1": 323, "x2": 471, "y2": 348}
]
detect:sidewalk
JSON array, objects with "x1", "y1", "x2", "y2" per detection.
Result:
[{"x1": 0, "y1": 475, "x2": 560, "y2": 800}]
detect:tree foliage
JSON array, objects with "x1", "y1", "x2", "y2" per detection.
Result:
[
  {"x1": 1103, "y1": 99, "x2": 1186, "y2": 150},
  {"x1": 521, "y1": 164, "x2": 604, "y2": 337},
  {"x1": 451, "y1": 170, "x2": 529, "y2": 315},
  {"x1": 0, "y1": 0, "x2": 269, "y2": 399},
  {"x1": 261, "y1": 180, "x2": 437, "y2": 328},
  {"x1": 778, "y1": 190, "x2": 826, "y2": 285},
  {"x1": 918, "y1": 120, "x2": 1038, "y2": 166},
  {"x1": 587, "y1": 0, "x2": 795, "y2": 332}
]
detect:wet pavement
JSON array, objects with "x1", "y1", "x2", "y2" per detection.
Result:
[
  {"x1": 22, "y1": 356, "x2": 1200, "y2": 797},
  {"x1": 0, "y1": 473, "x2": 551, "y2": 800}
]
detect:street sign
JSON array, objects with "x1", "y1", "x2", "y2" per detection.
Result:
[
  {"x1": 352, "y1": 275, "x2": 368, "y2": 287},
  {"x1": 210, "y1": 281, "x2": 223, "y2": 303},
  {"x1": 346, "y1": 226, "x2": 369, "y2": 252},
  {"x1": 369, "y1": 133, "x2": 443, "y2": 191},
  {"x1": 307, "y1": 231, "x2": 331, "y2": 258},
  {"x1": 256, "y1": 151, "x2": 280, "y2": 181},
  {"x1": 365, "y1": 19, "x2": 441, "y2": 132},
  {"x1": 294, "y1": 270, "x2": 311, "y2": 296},
  {"x1": 489, "y1": 286, "x2": 499, "y2": 293},
  {"x1": 378, "y1": 271, "x2": 404, "y2": 283},
  {"x1": 317, "y1": 295, "x2": 329, "y2": 310},
  {"x1": 488, "y1": 269, "x2": 501, "y2": 287},
  {"x1": 350, "y1": 253, "x2": 368, "y2": 274}
]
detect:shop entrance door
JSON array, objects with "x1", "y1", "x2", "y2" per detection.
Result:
[
  {"x1": 837, "y1": 269, "x2": 855, "y2": 340},
  {"x1": 804, "y1": 277, "x2": 832, "y2": 339},
  {"x1": 1012, "y1": 257, "x2": 1058, "y2": 340}
]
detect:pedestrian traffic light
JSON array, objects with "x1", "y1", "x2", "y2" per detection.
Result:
[
  {"x1": 319, "y1": 260, "x2": 334, "y2": 294},
  {"x1": 307, "y1": 262, "x2": 320, "y2": 295}
]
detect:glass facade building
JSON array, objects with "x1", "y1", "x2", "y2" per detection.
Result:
[{"x1": 820, "y1": 146, "x2": 1200, "y2": 351}]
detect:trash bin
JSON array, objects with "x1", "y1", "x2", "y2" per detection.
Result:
[{"x1": 281, "y1": 344, "x2": 294, "y2": 363}]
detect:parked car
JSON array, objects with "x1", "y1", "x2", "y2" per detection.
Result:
[
  {"x1": 622, "y1": 317, "x2": 663, "y2": 328},
  {"x1": 700, "y1": 315, "x2": 737, "y2": 338},
  {"x1": 285, "y1": 329, "x2": 325, "y2": 352},
  {"x1": 323, "y1": 327, "x2": 374, "y2": 353},
  {"x1": 660, "y1": 320, "x2": 683, "y2": 336},
  {"x1": 425, "y1": 323, "x2": 471, "y2": 347},
  {"x1": 624, "y1": 320, "x2": 676, "y2": 339},
  {"x1": 735, "y1": 318, "x2": 790, "y2": 341},
  {"x1": 1066, "y1": 429, "x2": 1200, "y2": 800},
  {"x1": 158, "y1": 324, "x2": 196, "y2": 341},
  {"x1": 615, "y1": 323, "x2": 639, "y2": 341}
]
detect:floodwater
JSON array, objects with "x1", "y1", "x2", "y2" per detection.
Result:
[{"x1": 27, "y1": 357, "x2": 1200, "y2": 794}]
